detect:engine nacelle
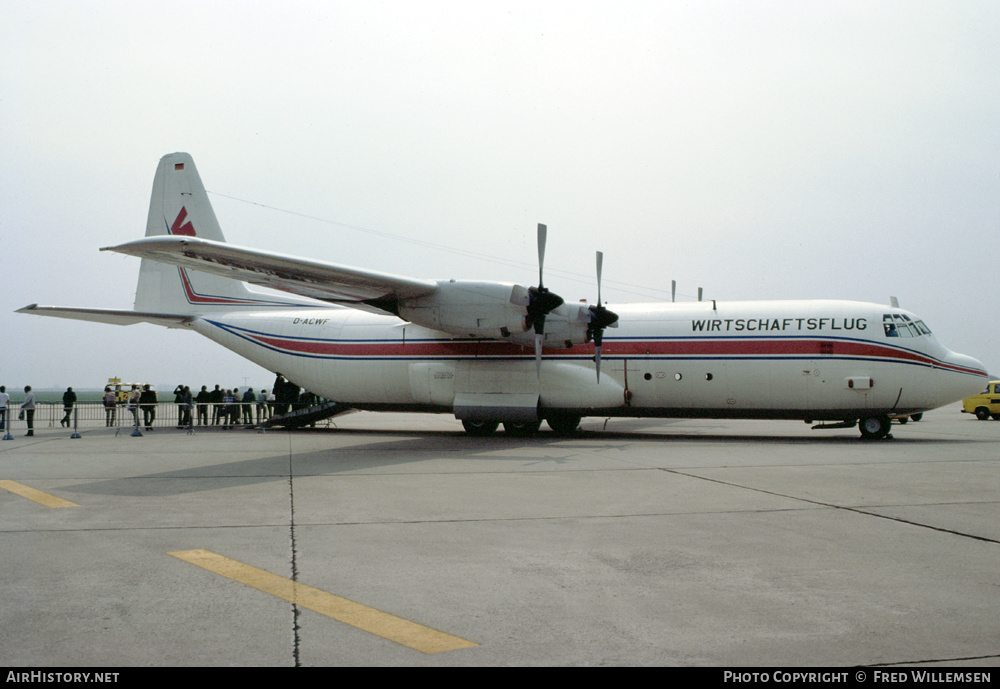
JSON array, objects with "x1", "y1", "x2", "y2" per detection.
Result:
[
  {"x1": 398, "y1": 280, "x2": 531, "y2": 338},
  {"x1": 398, "y1": 280, "x2": 595, "y2": 347},
  {"x1": 503, "y1": 301, "x2": 593, "y2": 348}
]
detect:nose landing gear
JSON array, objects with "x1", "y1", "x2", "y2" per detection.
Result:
[{"x1": 858, "y1": 414, "x2": 892, "y2": 440}]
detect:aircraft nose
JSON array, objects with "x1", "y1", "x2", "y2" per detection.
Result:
[
  {"x1": 943, "y1": 350, "x2": 989, "y2": 398},
  {"x1": 948, "y1": 351, "x2": 988, "y2": 376}
]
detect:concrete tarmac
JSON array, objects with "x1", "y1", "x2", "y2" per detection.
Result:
[{"x1": 1, "y1": 404, "x2": 998, "y2": 667}]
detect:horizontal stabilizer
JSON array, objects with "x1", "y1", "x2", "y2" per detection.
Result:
[
  {"x1": 16, "y1": 304, "x2": 194, "y2": 328},
  {"x1": 102, "y1": 236, "x2": 438, "y2": 311}
]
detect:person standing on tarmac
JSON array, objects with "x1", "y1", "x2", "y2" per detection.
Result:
[
  {"x1": 140, "y1": 384, "x2": 158, "y2": 431},
  {"x1": 210, "y1": 384, "x2": 223, "y2": 425},
  {"x1": 127, "y1": 385, "x2": 141, "y2": 427},
  {"x1": 221, "y1": 389, "x2": 235, "y2": 429},
  {"x1": 172, "y1": 384, "x2": 186, "y2": 427},
  {"x1": 103, "y1": 386, "x2": 116, "y2": 426},
  {"x1": 256, "y1": 389, "x2": 269, "y2": 424},
  {"x1": 179, "y1": 386, "x2": 193, "y2": 428},
  {"x1": 241, "y1": 388, "x2": 256, "y2": 425},
  {"x1": 21, "y1": 386, "x2": 36, "y2": 437},
  {"x1": 195, "y1": 385, "x2": 210, "y2": 425},
  {"x1": 61, "y1": 387, "x2": 77, "y2": 428},
  {"x1": 272, "y1": 374, "x2": 287, "y2": 416},
  {"x1": 0, "y1": 385, "x2": 11, "y2": 431}
]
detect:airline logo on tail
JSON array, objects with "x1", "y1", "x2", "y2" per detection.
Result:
[
  {"x1": 169, "y1": 206, "x2": 247, "y2": 304},
  {"x1": 170, "y1": 207, "x2": 196, "y2": 236}
]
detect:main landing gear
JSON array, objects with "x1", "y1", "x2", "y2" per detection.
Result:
[
  {"x1": 460, "y1": 415, "x2": 582, "y2": 437},
  {"x1": 461, "y1": 419, "x2": 500, "y2": 436}
]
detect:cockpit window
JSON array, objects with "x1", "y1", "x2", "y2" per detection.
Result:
[{"x1": 883, "y1": 314, "x2": 931, "y2": 338}]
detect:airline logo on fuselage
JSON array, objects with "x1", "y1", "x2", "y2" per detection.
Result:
[{"x1": 692, "y1": 317, "x2": 868, "y2": 332}]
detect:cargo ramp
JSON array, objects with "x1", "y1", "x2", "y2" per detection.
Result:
[{"x1": 261, "y1": 401, "x2": 354, "y2": 429}]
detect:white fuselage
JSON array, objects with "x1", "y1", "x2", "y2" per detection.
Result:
[
  {"x1": 23, "y1": 154, "x2": 987, "y2": 434},
  {"x1": 190, "y1": 299, "x2": 987, "y2": 422}
]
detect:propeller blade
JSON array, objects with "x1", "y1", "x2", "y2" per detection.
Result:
[
  {"x1": 537, "y1": 223, "x2": 547, "y2": 289},
  {"x1": 596, "y1": 251, "x2": 603, "y2": 305},
  {"x1": 534, "y1": 333, "x2": 543, "y2": 378},
  {"x1": 593, "y1": 327, "x2": 603, "y2": 382},
  {"x1": 589, "y1": 307, "x2": 619, "y2": 381},
  {"x1": 526, "y1": 223, "x2": 563, "y2": 378},
  {"x1": 589, "y1": 250, "x2": 618, "y2": 382}
]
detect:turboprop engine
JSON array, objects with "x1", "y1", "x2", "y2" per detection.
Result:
[
  {"x1": 397, "y1": 224, "x2": 618, "y2": 380},
  {"x1": 396, "y1": 280, "x2": 593, "y2": 345}
]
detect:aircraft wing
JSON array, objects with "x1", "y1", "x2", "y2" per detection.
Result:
[
  {"x1": 16, "y1": 304, "x2": 195, "y2": 328},
  {"x1": 101, "y1": 236, "x2": 438, "y2": 310}
]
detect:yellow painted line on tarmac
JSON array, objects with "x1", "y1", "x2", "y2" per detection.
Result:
[
  {"x1": 0, "y1": 480, "x2": 79, "y2": 508},
  {"x1": 168, "y1": 549, "x2": 478, "y2": 654}
]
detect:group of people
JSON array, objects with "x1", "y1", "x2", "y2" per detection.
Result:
[
  {"x1": 0, "y1": 385, "x2": 60, "y2": 437},
  {"x1": 183, "y1": 374, "x2": 313, "y2": 427},
  {"x1": 0, "y1": 385, "x2": 40, "y2": 437},
  {"x1": 187, "y1": 384, "x2": 276, "y2": 429},
  {"x1": 2, "y1": 374, "x2": 319, "y2": 434},
  {"x1": 101, "y1": 384, "x2": 159, "y2": 429},
  {"x1": 98, "y1": 383, "x2": 278, "y2": 430}
]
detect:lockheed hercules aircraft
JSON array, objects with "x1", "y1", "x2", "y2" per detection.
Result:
[{"x1": 18, "y1": 153, "x2": 988, "y2": 439}]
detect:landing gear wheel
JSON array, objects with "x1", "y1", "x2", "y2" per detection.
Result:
[
  {"x1": 975, "y1": 408, "x2": 990, "y2": 421},
  {"x1": 503, "y1": 420, "x2": 542, "y2": 436},
  {"x1": 462, "y1": 419, "x2": 499, "y2": 436},
  {"x1": 859, "y1": 415, "x2": 891, "y2": 440},
  {"x1": 910, "y1": 413, "x2": 923, "y2": 422},
  {"x1": 546, "y1": 414, "x2": 582, "y2": 436}
]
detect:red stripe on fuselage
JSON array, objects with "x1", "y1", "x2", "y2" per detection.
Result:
[{"x1": 241, "y1": 332, "x2": 954, "y2": 369}]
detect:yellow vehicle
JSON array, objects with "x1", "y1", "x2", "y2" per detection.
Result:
[
  {"x1": 107, "y1": 377, "x2": 142, "y2": 404},
  {"x1": 962, "y1": 380, "x2": 1000, "y2": 420}
]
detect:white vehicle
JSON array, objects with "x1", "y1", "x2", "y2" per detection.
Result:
[{"x1": 18, "y1": 153, "x2": 988, "y2": 440}]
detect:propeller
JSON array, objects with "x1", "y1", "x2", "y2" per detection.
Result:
[
  {"x1": 525, "y1": 223, "x2": 564, "y2": 376},
  {"x1": 587, "y1": 251, "x2": 619, "y2": 381}
]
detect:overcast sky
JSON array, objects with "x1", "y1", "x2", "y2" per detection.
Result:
[{"x1": 3, "y1": 0, "x2": 999, "y2": 393}]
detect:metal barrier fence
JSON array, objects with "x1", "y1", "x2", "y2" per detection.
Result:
[{"x1": 0, "y1": 401, "x2": 278, "y2": 437}]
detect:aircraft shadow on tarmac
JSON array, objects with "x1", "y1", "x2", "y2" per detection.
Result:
[
  {"x1": 58, "y1": 421, "x2": 977, "y2": 499},
  {"x1": 59, "y1": 431, "x2": 600, "y2": 498}
]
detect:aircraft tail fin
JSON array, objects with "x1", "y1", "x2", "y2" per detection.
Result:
[
  {"x1": 134, "y1": 153, "x2": 312, "y2": 314},
  {"x1": 19, "y1": 153, "x2": 320, "y2": 331}
]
